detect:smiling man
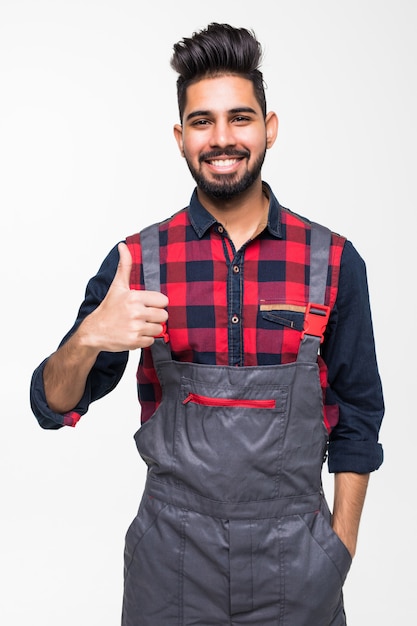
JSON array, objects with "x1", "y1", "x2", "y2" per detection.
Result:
[
  {"x1": 174, "y1": 74, "x2": 277, "y2": 250},
  {"x1": 30, "y1": 23, "x2": 384, "y2": 626}
]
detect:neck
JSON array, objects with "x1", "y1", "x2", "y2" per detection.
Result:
[{"x1": 198, "y1": 181, "x2": 269, "y2": 250}]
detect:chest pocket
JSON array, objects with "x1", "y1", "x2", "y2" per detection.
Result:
[
  {"x1": 260, "y1": 302, "x2": 305, "y2": 328},
  {"x1": 261, "y1": 309, "x2": 304, "y2": 331},
  {"x1": 258, "y1": 303, "x2": 306, "y2": 363}
]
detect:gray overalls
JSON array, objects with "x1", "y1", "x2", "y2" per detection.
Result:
[{"x1": 122, "y1": 223, "x2": 352, "y2": 625}]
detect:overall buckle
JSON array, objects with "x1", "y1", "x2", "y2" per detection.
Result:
[{"x1": 301, "y1": 303, "x2": 330, "y2": 343}]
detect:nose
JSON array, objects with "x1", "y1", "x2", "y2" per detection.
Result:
[{"x1": 209, "y1": 120, "x2": 236, "y2": 148}]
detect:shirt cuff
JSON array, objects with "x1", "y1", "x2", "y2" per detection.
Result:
[
  {"x1": 30, "y1": 358, "x2": 90, "y2": 430},
  {"x1": 327, "y1": 439, "x2": 384, "y2": 473}
]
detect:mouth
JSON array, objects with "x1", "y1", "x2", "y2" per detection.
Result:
[
  {"x1": 202, "y1": 151, "x2": 248, "y2": 174},
  {"x1": 207, "y1": 157, "x2": 241, "y2": 170}
]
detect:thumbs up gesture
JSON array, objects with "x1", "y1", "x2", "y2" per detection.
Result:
[{"x1": 81, "y1": 242, "x2": 169, "y2": 352}]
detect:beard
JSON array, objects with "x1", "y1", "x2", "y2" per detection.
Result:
[{"x1": 184, "y1": 148, "x2": 266, "y2": 201}]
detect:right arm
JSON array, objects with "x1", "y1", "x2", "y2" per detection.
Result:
[{"x1": 41, "y1": 242, "x2": 168, "y2": 415}]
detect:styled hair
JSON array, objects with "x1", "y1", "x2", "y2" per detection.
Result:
[{"x1": 170, "y1": 23, "x2": 267, "y2": 122}]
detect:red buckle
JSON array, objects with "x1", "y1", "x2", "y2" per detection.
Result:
[
  {"x1": 155, "y1": 322, "x2": 169, "y2": 343},
  {"x1": 301, "y1": 303, "x2": 330, "y2": 343}
]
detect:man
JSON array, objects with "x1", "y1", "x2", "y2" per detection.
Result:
[{"x1": 30, "y1": 22, "x2": 384, "y2": 626}]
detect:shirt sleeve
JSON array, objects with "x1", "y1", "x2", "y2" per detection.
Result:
[
  {"x1": 322, "y1": 240, "x2": 384, "y2": 473},
  {"x1": 30, "y1": 243, "x2": 129, "y2": 429}
]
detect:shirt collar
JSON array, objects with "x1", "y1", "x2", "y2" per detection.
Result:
[{"x1": 188, "y1": 181, "x2": 282, "y2": 239}]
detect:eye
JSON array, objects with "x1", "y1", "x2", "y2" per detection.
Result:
[
  {"x1": 232, "y1": 115, "x2": 252, "y2": 124},
  {"x1": 191, "y1": 118, "x2": 211, "y2": 127}
]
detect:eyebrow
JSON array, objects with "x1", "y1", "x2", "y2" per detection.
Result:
[{"x1": 185, "y1": 106, "x2": 258, "y2": 122}]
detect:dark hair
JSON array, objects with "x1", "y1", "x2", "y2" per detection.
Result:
[{"x1": 170, "y1": 22, "x2": 267, "y2": 122}]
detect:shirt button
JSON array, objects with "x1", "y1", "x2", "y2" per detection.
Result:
[
  {"x1": 218, "y1": 225, "x2": 224, "y2": 234},
  {"x1": 233, "y1": 265, "x2": 240, "y2": 273},
  {"x1": 231, "y1": 315, "x2": 239, "y2": 324}
]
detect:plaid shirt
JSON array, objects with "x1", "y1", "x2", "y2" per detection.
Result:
[
  {"x1": 30, "y1": 182, "x2": 384, "y2": 473},
  {"x1": 127, "y1": 183, "x2": 345, "y2": 429}
]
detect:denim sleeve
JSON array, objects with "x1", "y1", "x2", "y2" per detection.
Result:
[
  {"x1": 322, "y1": 241, "x2": 384, "y2": 473},
  {"x1": 30, "y1": 243, "x2": 129, "y2": 429}
]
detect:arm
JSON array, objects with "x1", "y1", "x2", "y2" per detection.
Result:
[
  {"x1": 43, "y1": 332, "x2": 101, "y2": 414},
  {"x1": 42, "y1": 242, "x2": 169, "y2": 415},
  {"x1": 332, "y1": 472, "x2": 369, "y2": 558},
  {"x1": 321, "y1": 242, "x2": 383, "y2": 555},
  {"x1": 322, "y1": 241, "x2": 384, "y2": 473}
]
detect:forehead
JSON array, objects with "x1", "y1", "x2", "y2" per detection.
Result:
[{"x1": 184, "y1": 75, "x2": 261, "y2": 116}]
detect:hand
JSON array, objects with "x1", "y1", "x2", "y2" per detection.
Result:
[
  {"x1": 79, "y1": 242, "x2": 169, "y2": 352},
  {"x1": 331, "y1": 520, "x2": 357, "y2": 559}
]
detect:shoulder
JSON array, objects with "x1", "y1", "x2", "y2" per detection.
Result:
[
  {"x1": 339, "y1": 240, "x2": 368, "y2": 284},
  {"x1": 336, "y1": 240, "x2": 371, "y2": 314},
  {"x1": 280, "y1": 206, "x2": 346, "y2": 245},
  {"x1": 126, "y1": 207, "x2": 190, "y2": 242}
]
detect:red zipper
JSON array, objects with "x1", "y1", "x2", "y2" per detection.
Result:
[{"x1": 183, "y1": 393, "x2": 276, "y2": 409}]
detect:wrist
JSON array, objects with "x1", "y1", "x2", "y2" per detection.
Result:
[{"x1": 76, "y1": 314, "x2": 103, "y2": 356}]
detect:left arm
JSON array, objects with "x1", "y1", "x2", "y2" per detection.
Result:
[
  {"x1": 322, "y1": 241, "x2": 384, "y2": 473},
  {"x1": 332, "y1": 472, "x2": 369, "y2": 558},
  {"x1": 322, "y1": 241, "x2": 384, "y2": 557}
]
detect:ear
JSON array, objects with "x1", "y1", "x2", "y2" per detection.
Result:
[
  {"x1": 265, "y1": 111, "x2": 279, "y2": 149},
  {"x1": 173, "y1": 123, "x2": 185, "y2": 156}
]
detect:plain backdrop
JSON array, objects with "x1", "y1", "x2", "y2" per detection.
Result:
[{"x1": 1, "y1": 0, "x2": 415, "y2": 623}]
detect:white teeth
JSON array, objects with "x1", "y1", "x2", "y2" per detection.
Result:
[{"x1": 210, "y1": 159, "x2": 237, "y2": 167}]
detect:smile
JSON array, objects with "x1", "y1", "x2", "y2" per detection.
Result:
[{"x1": 208, "y1": 158, "x2": 240, "y2": 167}]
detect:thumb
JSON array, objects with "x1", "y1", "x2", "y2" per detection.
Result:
[{"x1": 112, "y1": 242, "x2": 133, "y2": 288}]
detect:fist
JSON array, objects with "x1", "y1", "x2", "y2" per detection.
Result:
[{"x1": 81, "y1": 242, "x2": 169, "y2": 352}]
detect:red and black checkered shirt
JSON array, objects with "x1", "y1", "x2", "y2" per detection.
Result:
[{"x1": 127, "y1": 183, "x2": 345, "y2": 432}]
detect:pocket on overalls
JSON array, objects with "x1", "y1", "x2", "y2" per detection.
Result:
[
  {"x1": 174, "y1": 379, "x2": 289, "y2": 501},
  {"x1": 281, "y1": 510, "x2": 352, "y2": 622},
  {"x1": 122, "y1": 499, "x2": 186, "y2": 625},
  {"x1": 301, "y1": 510, "x2": 352, "y2": 581},
  {"x1": 123, "y1": 495, "x2": 168, "y2": 576}
]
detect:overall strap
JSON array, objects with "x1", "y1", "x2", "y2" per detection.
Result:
[
  {"x1": 296, "y1": 222, "x2": 332, "y2": 363},
  {"x1": 130, "y1": 223, "x2": 172, "y2": 364},
  {"x1": 139, "y1": 223, "x2": 161, "y2": 291}
]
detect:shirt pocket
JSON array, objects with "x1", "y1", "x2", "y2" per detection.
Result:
[
  {"x1": 260, "y1": 302, "x2": 305, "y2": 332},
  {"x1": 258, "y1": 303, "x2": 306, "y2": 363}
]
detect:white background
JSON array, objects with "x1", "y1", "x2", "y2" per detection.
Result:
[{"x1": 1, "y1": 0, "x2": 415, "y2": 623}]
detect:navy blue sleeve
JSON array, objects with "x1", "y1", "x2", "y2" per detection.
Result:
[
  {"x1": 322, "y1": 240, "x2": 384, "y2": 473},
  {"x1": 30, "y1": 243, "x2": 129, "y2": 429}
]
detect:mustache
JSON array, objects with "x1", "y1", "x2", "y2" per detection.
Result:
[{"x1": 199, "y1": 149, "x2": 250, "y2": 163}]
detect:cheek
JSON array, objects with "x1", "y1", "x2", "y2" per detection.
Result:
[
  {"x1": 231, "y1": 127, "x2": 267, "y2": 155},
  {"x1": 247, "y1": 130, "x2": 267, "y2": 152},
  {"x1": 182, "y1": 137, "x2": 206, "y2": 162}
]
